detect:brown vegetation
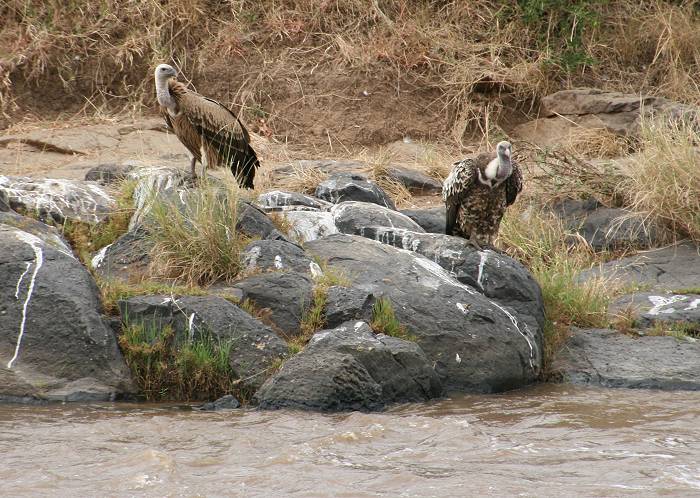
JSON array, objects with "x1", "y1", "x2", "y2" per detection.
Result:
[{"x1": 3, "y1": 1, "x2": 700, "y2": 148}]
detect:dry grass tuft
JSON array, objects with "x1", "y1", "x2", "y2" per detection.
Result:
[
  {"x1": 277, "y1": 162, "x2": 330, "y2": 195},
  {"x1": 145, "y1": 181, "x2": 249, "y2": 285},
  {"x1": 622, "y1": 115, "x2": 700, "y2": 242},
  {"x1": 563, "y1": 127, "x2": 631, "y2": 159}
]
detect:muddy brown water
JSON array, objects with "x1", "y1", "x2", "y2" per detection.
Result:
[{"x1": 2, "y1": 384, "x2": 699, "y2": 497}]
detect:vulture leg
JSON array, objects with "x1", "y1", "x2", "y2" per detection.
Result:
[
  {"x1": 468, "y1": 230, "x2": 483, "y2": 251},
  {"x1": 189, "y1": 157, "x2": 197, "y2": 179}
]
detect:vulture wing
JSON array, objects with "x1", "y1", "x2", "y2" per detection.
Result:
[
  {"x1": 442, "y1": 158, "x2": 476, "y2": 236},
  {"x1": 175, "y1": 85, "x2": 260, "y2": 187},
  {"x1": 505, "y1": 160, "x2": 522, "y2": 206}
]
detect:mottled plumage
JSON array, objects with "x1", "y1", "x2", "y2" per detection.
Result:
[
  {"x1": 154, "y1": 64, "x2": 259, "y2": 188},
  {"x1": 442, "y1": 141, "x2": 522, "y2": 248}
]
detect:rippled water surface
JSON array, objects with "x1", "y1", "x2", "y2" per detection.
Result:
[{"x1": 2, "y1": 385, "x2": 700, "y2": 497}]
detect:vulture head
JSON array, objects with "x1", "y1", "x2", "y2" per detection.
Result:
[
  {"x1": 154, "y1": 64, "x2": 177, "y2": 84},
  {"x1": 495, "y1": 140, "x2": 513, "y2": 180}
]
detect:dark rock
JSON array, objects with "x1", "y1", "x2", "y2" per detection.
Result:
[
  {"x1": 0, "y1": 176, "x2": 115, "y2": 224},
  {"x1": 241, "y1": 239, "x2": 318, "y2": 275},
  {"x1": 309, "y1": 322, "x2": 443, "y2": 401},
  {"x1": 91, "y1": 227, "x2": 152, "y2": 281},
  {"x1": 316, "y1": 173, "x2": 396, "y2": 209},
  {"x1": 400, "y1": 207, "x2": 446, "y2": 234},
  {"x1": 305, "y1": 234, "x2": 542, "y2": 392},
  {"x1": 324, "y1": 286, "x2": 376, "y2": 328},
  {"x1": 237, "y1": 202, "x2": 278, "y2": 240},
  {"x1": 609, "y1": 292, "x2": 700, "y2": 329},
  {"x1": 118, "y1": 295, "x2": 288, "y2": 391},
  {"x1": 357, "y1": 227, "x2": 545, "y2": 331},
  {"x1": 0, "y1": 211, "x2": 72, "y2": 254},
  {"x1": 384, "y1": 166, "x2": 442, "y2": 194},
  {"x1": 255, "y1": 351, "x2": 383, "y2": 411},
  {"x1": 233, "y1": 272, "x2": 315, "y2": 336},
  {"x1": 553, "y1": 328, "x2": 700, "y2": 390},
  {"x1": 0, "y1": 190, "x2": 10, "y2": 212},
  {"x1": 331, "y1": 201, "x2": 424, "y2": 236},
  {"x1": 0, "y1": 220, "x2": 134, "y2": 402},
  {"x1": 551, "y1": 198, "x2": 661, "y2": 251},
  {"x1": 257, "y1": 190, "x2": 333, "y2": 211},
  {"x1": 578, "y1": 242, "x2": 700, "y2": 292},
  {"x1": 196, "y1": 394, "x2": 241, "y2": 411},
  {"x1": 84, "y1": 163, "x2": 134, "y2": 185},
  {"x1": 257, "y1": 321, "x2": 442, "y2": 411}
]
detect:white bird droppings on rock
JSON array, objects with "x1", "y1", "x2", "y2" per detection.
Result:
[
  {"x1": 647, "y1": 295, "x2": 688, "y2": 315},
  {"x1": 274, "y1": 255, "x2": 283, "y2": 269},
  {"x1": 7, "y1": 231, "x2": 44, "y2": 369},
  {"x1": 455, "y1": 353, "x2": 461, "y2": 364}
]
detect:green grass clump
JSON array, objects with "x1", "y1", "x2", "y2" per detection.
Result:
[
  {"x1": 370, "y1": 297, "x2": 414, "y2": 341},
  {"x1": 646, "y1": 321, "x2": 699, "y2": 340},
  {"x1": 498, "y1": 208, "x2": 618, "y2": 368},
  {"x1": 118, "y1": 319, "x2": 238, "y2": 402},
  {"x1": 145, "y1": 182, "x2": 250, "y2": 285}
]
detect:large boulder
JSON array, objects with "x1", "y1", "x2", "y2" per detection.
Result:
[
  {"x1": 331, "y1": 201, "x2": 425, "y2": 236},
  {"x1": 255, "y1": 351, "x2": 383, "y2": 412},
  {"x1": 0, "y1": 220, "x2": 134, "y2": 402},
  {"x1": 305, "y1": 234, "x2": 542, "y2": 392},
  {"x1": 578, "y1": 242, "x2": 700, "y2": 292},
  {"x1": 232, "y1": 272, "x2": 315, "y2": 337},
  {"x1": 241, "y1": 239, "x2": 320, "y2": 275},
  {"x1": 316, "y1": 173, "x2": 395, "y2": 209},
  {"x1": 357, "y1": 227, "x2": 545, "y2": 331},
  {"x1": 551, "y1": 198, "x2": 661, "y2": 251},
  {"x1": 256, "y1": 321, "x2": 442, "y2": 411},
  {"x1": 553, "y1": 328, "x2": 700, "y2": 390},
  {"x1": 400, "y1": 207, "x2": 446, "y2": 234},
  {"x1": 127, "y1": 166, "x2": 187, "y2": 230},
  {"x1": 118, "y1": 295, "x2": 288, "y2": 391},
  {"x1": 324, "y1": 286, "x2": 376, "y2": 328},
  {"x1": 0, "y1": 175, "x2": 115, "y2": 224}
]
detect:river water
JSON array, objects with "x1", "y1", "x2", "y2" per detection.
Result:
[{"x1": 2, "y1": 384, "x2": 699, "y2": 497}]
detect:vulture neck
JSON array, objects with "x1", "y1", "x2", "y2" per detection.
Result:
[
  {"x1": 478, "y1": 155, "x2": 510, "y2": 188},
  {"x1": 156, "y1": 77, "x2": 178, "y2": 116}
]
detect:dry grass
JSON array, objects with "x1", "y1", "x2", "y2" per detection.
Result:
[
  {"x1": 622, "y1": 115, "x2": 700, "y2": 242},
  {"x1": 145, "y1": 181, "x2": 250, "y2": 285},
  {"x1": 4, "y1": 1, "x2": 700, "y2": 139},
  {"x1": 563, "y1": 127, "x2": 631, "y2": 160},
  {"x1": 276, "y1": 162, "x2": 330, "y2": 195}
]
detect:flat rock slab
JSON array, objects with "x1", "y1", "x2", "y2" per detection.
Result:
[
  {"x1": 316, "y1": 173, "x2": 395, "y2": 209},
  {"x1": 305, "y1": 234, "x2": 542, "y2": 392},
  {"x1": 578, "y1": 242, "x2": 700, "y2": 292},
  {"x1": 0, "y1": 220, "x2": 134, "y2": 402},
  {"x1": 233, "y1": 272, "x2": 315, "y2": 337},
  {"x1": 555, "y1": 328, "x2": 700, "y2": 390},
  {"x1": 610, "y1": 292, "x2": 700, "y2": 329},
  {"x1": 0, "y1": 175, "x2": 115, "y2": 224}
]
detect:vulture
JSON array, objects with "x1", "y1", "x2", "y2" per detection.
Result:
[
  {"x1": 154, "y1": 64, "x2": 259, "y2": 188},
  {"x1": 442, "y1": 141, "x2": 522, "y2": 249}
]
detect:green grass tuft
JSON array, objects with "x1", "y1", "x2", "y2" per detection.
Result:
[
  {"x1": 118, "y1": 319, "x2": 238, "y2": 402},
  {"x1": 370, "y1": 297, "x2": 414, "y2": 341}
]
